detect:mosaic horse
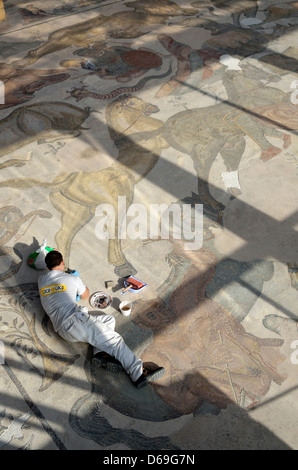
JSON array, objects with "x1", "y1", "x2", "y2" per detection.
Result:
[{"x1": 0, "y1": 95, "x2": 168, "y2": 276}]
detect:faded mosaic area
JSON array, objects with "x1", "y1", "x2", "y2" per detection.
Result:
[{"x1": 0, "y1": 0, "x2": 297, "y2": 450}]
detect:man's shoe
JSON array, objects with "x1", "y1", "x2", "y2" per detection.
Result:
[
  {"x1": 134, "y1": 367, "x2": 165, "y2": 389},
  {"x1": 91, "y1": 352, "x2": 123, "y2": 372}
]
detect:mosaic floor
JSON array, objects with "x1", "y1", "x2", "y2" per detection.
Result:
[{"x1": 0, "y1": 0, "x2": 297, "y2": 450}]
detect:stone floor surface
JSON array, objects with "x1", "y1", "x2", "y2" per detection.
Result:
[{"x1": 0, "y1": 0, "x2": 297, "y2": 451}]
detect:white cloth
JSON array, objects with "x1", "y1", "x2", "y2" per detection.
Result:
[{"x1": 221, "y1": 170, "x2": 241, "y2": 189}]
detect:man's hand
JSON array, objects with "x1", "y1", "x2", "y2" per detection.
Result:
[{"x1": 70, "y1": 270, "x2": 79, "y2": 276}]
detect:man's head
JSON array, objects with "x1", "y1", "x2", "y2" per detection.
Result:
[{"x1": 45, "y1": 251, "x2": 64, "y2": 270}]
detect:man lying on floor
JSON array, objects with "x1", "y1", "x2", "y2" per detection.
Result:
[{"x1": 38, "y1": 250, "x2": 165, "y2": 389}]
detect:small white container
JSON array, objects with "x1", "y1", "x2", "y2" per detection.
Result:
[{"x1": 119, "y1": 301, "x2": 132, "y2": 316}]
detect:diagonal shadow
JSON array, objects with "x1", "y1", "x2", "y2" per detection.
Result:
[
  {"x1": 0, "y1": 2, "x2": 296, "y2": 340},
  {"x1": 0, "y1": 347, "x2": 293, "y2": 450},
  {"x1": 0, "y1": 0, "x2": 296, "y2": 388}
]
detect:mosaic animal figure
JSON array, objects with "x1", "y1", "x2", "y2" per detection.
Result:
[
  {"x1": 0, "y1": 205, "x2": 52, "y2": 281},
  {"x1": 159, "y1": 107, "x2": 293, "y2": 216},
  {"x1": 191, "y1": 0, "x2": 259, "y2": 26},
  {"x1": 0, "y1": 95, "x2": 167, "y2": 276},
  {"x1": 131, "y1": 247, "x2": 285, "y2": 413},
  {"x1": 0, "y1": 101, "x2": 91, "y2": 168},
  {"x1": 138, "y1": 56, "x2": 295, "y2": 217},
  {"x1": 63, "y1": 43, "x2": 163, "y2": 83},
  {"x1": 14, "y1": 0, "x2": 197, "y2": 68},
  {"x1": 0, "y1": 63, "x2": 70, "y2": 109},
  {"x1": 68, "y1": 64, "x2": 172, "y2": 101}
]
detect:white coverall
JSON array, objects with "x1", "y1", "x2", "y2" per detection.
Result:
[{"x1": 38, "y1": 270, "x2": 143, "y2": 382}]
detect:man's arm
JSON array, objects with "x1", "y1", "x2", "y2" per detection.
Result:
[
  {"x1": 69, "y1": 270, "x2": 90, "y2": 301},
  {"x1": 80, "y1": 287, "x2": 90, "y2": 301}
]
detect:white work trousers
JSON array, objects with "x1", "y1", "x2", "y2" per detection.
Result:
[{"x1": 58, "y1": 306, "x2": 143, "y2": 382}]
